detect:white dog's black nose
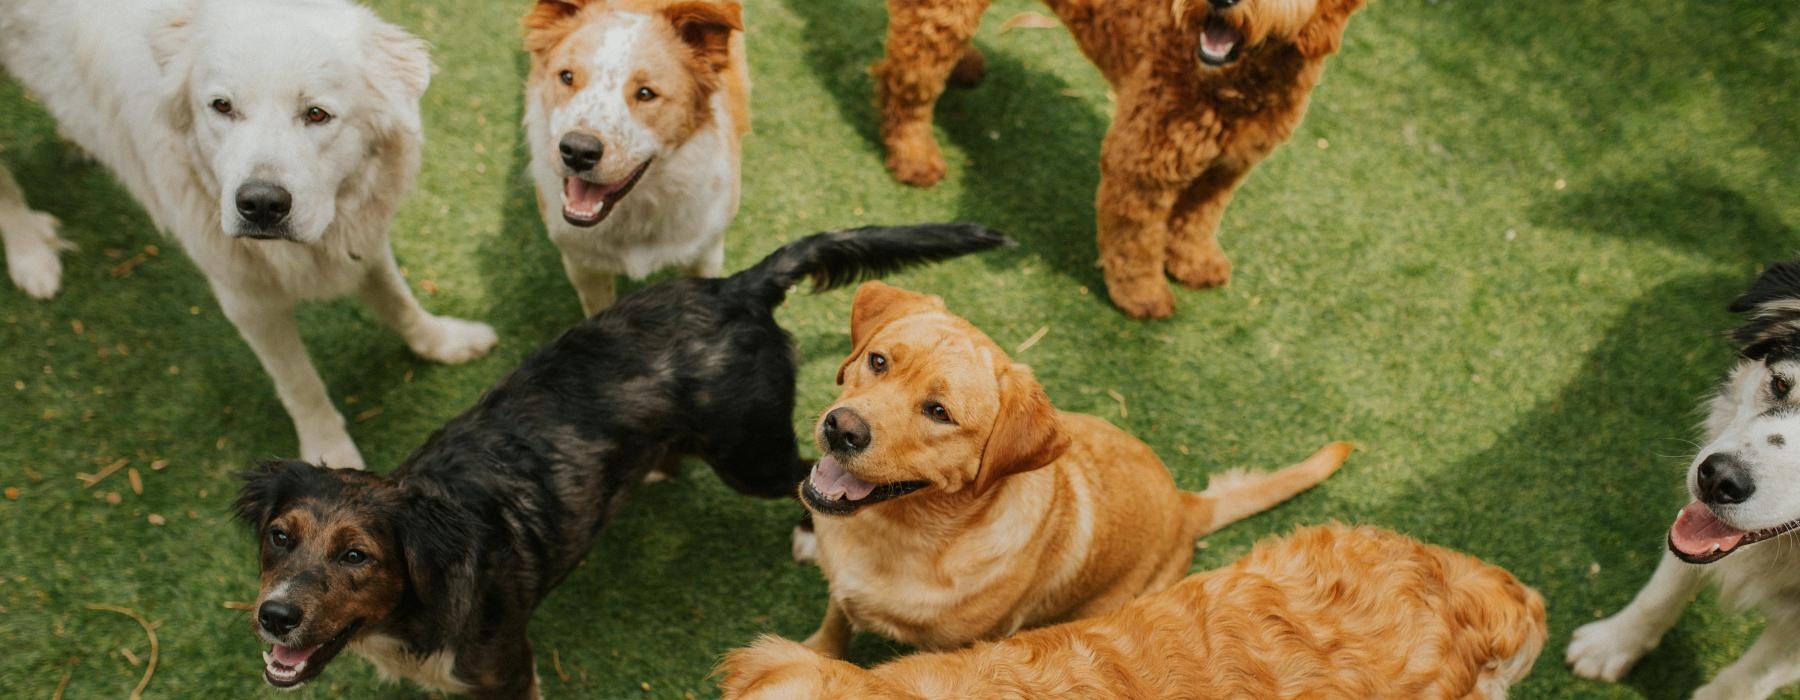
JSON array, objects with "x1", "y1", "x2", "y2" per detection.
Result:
[
  {"x1": 1698, "y1": 452, "x2": 1756, "y2": 506},
  {"x1": 257, "y1": 600, "x2": 303, "y2": 636},
  {"x1": 236, "y1": 181, "x2": 292, "y2": 229},
  {"x1": 559, "y1": 133, "x2": 603, "y2": 172}
]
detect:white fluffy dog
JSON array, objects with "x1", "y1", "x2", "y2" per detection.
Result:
[
  {"x1": 0, "y1": 0, "x2": 497, "y2": 468},
  {"x1": 1569, "y1": 261, "x2": 1800, "y2": 699}
]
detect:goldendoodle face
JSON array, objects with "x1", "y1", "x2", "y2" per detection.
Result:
[{"x1": 1174, "y1": 0, "x2": 1323, "y2": 68}]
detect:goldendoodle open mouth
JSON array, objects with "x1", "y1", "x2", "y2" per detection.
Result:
[
  {"x1": 801, "y1": 455, "x2": 928, "y2": 516},
  {"x1": 1669, "y1": 501, "x2": 1800, "y2": 564},
  {"x1": 561, "y1": 159, "x2": 652, "y2": 227},
  {"x1": 1198, "y1": 16, "x2": 1244, "y2": 66},
  {"x1": 262, "y1": 621, "x2": 359, "y2": 688}
]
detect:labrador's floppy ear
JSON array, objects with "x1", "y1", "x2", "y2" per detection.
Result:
[
  {"x1": 836, "y1": 282, "x2": 945, "y2": 384},
  {"x1": 661, "y1": 1, "x2": 742, "y2": 74},
  {"x1": 1731, "y1": 260, "x2": 1800, "y2": 359},
  {"x1": 973, "y1": 364, "x2": 1070, "y2": 493},
  {"x1": 1293, "y1": 0, "x2": 1365, "y2": 59}
]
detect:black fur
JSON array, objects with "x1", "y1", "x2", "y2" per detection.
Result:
[
  {"x1": 1732, "y1": 260, "x2": 1800, "y2": 360},
  {"x1": 235, "y1": 223, "x2": 1009, "y2": 697}
]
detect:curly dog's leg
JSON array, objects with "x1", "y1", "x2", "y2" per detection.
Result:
[
  {"x1": 1096, "y1": 152, "x2": 1181, "y2": 319},
  {"x1": 874, "y1": 0, "x2": 990, "y2": 187},
  {"x1": 1165, "y1": 164, "x2": 1248, "y2": 289}
]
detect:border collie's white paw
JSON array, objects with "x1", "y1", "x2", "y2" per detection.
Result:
[
  {"x1": 1567, "y1": 615, "x2": 1656, "y2": 683},
  {"x1": 4, "y1": 211, "x2": 67, "y2": 299},
  {"x1": 791, "y1": 524, "x2": 818, "y2": 564},
  {"x1": 408, "y1": 316, "x2": 498, "y2": 365}
]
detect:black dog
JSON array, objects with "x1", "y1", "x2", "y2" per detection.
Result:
[{"x1": 233, "y1": 224, "x2": 1009, "y2": 697}]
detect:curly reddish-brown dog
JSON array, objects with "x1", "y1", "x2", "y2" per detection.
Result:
[{"x1": 875, "y1": 0, "x2": 1366, "y2": 319}]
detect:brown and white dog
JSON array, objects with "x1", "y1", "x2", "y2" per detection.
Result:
[
  {"x1": 523, "y1": 0, "x2": 749, "y2": 316},
  {"x1": 724, "y1": 525, "x2": 1547, "y2": 699},
  {"x1": 792, "y1": 281, "x2": 1353, "y2": 655},
  {"x1": 873, "y1": 0, "x2": 1366, "y2": 318}
]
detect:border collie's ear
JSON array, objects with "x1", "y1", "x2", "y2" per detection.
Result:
[
  {"x1": 1293, "y1": 0, "x2": 1366, "y2": 59},
  {"x1": 523, "y1": 0, "x2": 588, "y2": 54},
  {"x1": 973, "y1": 364, "x2": 1069, "y2": 494},
  {"x1": 836, "y1": 282, "x2": 945, "y2": 384},
  {"x1": 662, "y1": 1, "x2": 742, "y2": 72},
  {"x1": 1731, "y1": 261, "x2": 1800, "y2": 358},
  {"x1": 398, "y1": 495, "x2": 478, "y2": 631},
  {"x1": 361, "y1": 15, "x2": 432, "y2": 139},
  {"x1": 234, "y1": 460, "x2": 319, "y2": 529}
]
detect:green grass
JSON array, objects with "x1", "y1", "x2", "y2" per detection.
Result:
[{"x1": 2, "y1": 0, "x2": 1796, "y2": 697}]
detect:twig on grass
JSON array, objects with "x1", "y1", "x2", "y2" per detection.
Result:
[
  {"x1": 552, "y1": 649, "x2": 572, "y2": 683},
  {"x1": 1014, "y1": 325, "x2": 1049, "y2": 354},
  {"x1": 77, "y1": 459, "x2": 129, "y2": 489},
  {"x1": 85, "y1": 603, "x2": 158, "y2": 699}
]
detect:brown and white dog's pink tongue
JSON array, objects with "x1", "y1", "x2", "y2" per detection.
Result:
[
  {"x1": 1670, "y1": 501, "x2": 1746, "y2": 557},
  {"x1": 810, "y1": 455, "x2": 876, "y2": 501},
  {"x1": 563, "y1": 177, "x2": 609, "y2": 219}
]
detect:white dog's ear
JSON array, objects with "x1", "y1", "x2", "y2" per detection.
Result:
[
  {"x1": 1732, "y1": 261, "x2": 1800, "y2": 358},
  {"x1": 150, "y1": 14, "x2": 195, "y2": 132},
  {"x1": 361, "y1": 16, "x2": 433, "y2": 137}
]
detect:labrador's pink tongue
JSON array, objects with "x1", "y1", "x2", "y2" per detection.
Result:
[
  {"x1": 1670, "y1": 501, "x2": 1746, "y2": 557},
  {"x1": 272, "y1": 644, "x2": 318, "y2": 667},
  {"x1": 563, "y1": 177, "x2": 605, "y2": 214},
  {"x1": 811, "y1": 455, "x2": 878, "y2": 501}
]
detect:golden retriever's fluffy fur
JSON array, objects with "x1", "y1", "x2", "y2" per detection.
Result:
[
  {"x1": 874, "y1": 0, "x2": 1366, "y2": 318},
  {"x1": 722, "y1": 524, "x2": 1548, "y2": 699},
  {"x1": 794, "y1": 281, "x2": 1352, "y2": 656}
]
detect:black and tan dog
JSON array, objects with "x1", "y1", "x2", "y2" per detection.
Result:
[{"x1": 233, "y1": 224, "x2": 1009, "y2": 698}]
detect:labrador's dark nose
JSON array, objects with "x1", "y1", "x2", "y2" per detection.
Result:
[
  {"x1": 822, "y1": 407, "x2": 871, "y2": 454},
  {"x1": 1208, "y1": 0, "x2": 1239, "y2": 9},
  {"x1": 558, "y1": 132, "x2": 603, "y2": 172},
  {"x1": 1698, "y1": 452, "x2": 1756, "y2": 506},
  {"x1": 258, "y1": 600, "x2": 303, "y2": 636},
  {"x1": 235, "y1": 181, "x2": 292, "y2": 229}
]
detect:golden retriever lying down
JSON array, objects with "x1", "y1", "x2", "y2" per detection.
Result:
[
  {"x1": 793, "y1": 281, "x2": 1353, "y2": 656},
  {"x1": 722, "y1": 524, "x2": 1548, "y2": 699}
]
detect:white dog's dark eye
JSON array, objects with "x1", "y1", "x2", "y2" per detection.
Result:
[
  {"x1": 868, "y1": 352, "x2": 888, "y2": 375},
  {"x1": 339, "y1": 548, "x2": 368, "y2": 565},
  {"x1": 269, "y1": 528, "x2": 291, "y2": 549},
  {"x1": 559, "y1": 70, "x2": 575, "y2": 86},
  {"x1": 635, "y1": 87, "x2": 658, "y2": 102},
  {"x1": 1775, "y1": 374, "x2": 1792, "y2": 399},
  {"x1": 924, "y1": 401, "x2": 953, "y2": 424},
  {"x1": 304, "y1": 107, "x2": 332, "y2": 125},
  {"x1": 210, "y1": 98, "x2": 233, "y2": 115}
]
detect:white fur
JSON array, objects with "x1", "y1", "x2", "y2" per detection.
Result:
[
  {"x1": 349, "y1": 633, "x2": 472, "y2": 695},
  {"x1": 0, "y1": 0, "x2": 497, "y2": 468},
  {"x1": 1568, "y1": 357, "x2": 1800, "y2": 698},
  {"x1": 524, "y1": 10, "x2": 742, "y2": 316}
]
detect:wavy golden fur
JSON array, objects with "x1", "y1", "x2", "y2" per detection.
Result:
[{"x1": 722, "y1": 525, "x2": 1547, "y2": 699}]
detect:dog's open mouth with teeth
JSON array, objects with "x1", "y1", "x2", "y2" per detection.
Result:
[
  {"x1": 262, "y1": 622, "x2": 359, "y2": 688},
  {"x1": 1198, "y1": 15, "x2": 1244, "y2": 67},
  {"x1": 801, "y1": 455, "x2": 929, "y2": 515},
  {"x1": 1669, "y1": 501, "x2": 1800, "y2": 564},
  {"x1": 561, "y1": 159, "x2": 651, "y2": 227}
]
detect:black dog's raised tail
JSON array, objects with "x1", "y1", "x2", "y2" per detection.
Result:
[{"x1": 727, "y1": 224, "x2": 1012, "y2": 306}]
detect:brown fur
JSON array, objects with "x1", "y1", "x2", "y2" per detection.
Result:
[
  {"x1": 254, "y1": 496, "x2": 409, "y2": 638},
  {"x1": 873, "y1": 0, "x2": 1366, "y2": 318},
  {"x1": 798, "y1": 281, "x2": 1353, "y2": 655},
  {"x1": 722, "y1": 524, "x2": 1548, "y2": 699}
]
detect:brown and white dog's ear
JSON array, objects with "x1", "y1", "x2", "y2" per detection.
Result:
[
  {"x1": 974, "y1": 364, "x2": 1070, "y2": 493},
  {"x1": 1294, "y1": 0, "x2": 1366, "y2": 59},
  {"x1": 836, "y1": 282, "x2": 945, "y2": 384},
  {"x1": 661, "y1": 1, "x2": 743, "y2": 73},
  {"x1": 523, "y1": 0, "x2": 592, "y2": 54}
]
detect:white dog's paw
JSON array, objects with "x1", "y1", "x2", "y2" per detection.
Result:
[
  {"x1": 791, "y1": 524, "x2": 818, "y2": 564},
  {"x1": 1691, "y1": 682, "x2": 1744, "y2": 700},
  {"x1": 1567, "y1": 615, "x2": 1657, "y2": 683},
  {"x1": 407, "y1": 316, "x2": 498, "y2": 365},
  {"x1": 4, "y1": 211, "x2": 67, "y2": 299},
  {"x1": 300, "y1": 426, "x2": 364, "y2": 470}
]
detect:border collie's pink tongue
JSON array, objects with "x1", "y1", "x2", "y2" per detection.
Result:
[
  {"x1": 563, "y1": 177, "x2": 607, "y2": 219},
  {"x1": 1670, "y1": 501, "x2": 1746, "y2": 557},
  {"x1": 810, "y1": 455, "x2": 877, "y2": 501}
]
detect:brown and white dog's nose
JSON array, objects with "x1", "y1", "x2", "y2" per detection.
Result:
[
  {"x1": 558, "y1": 132, "x2": 603, "y2": 172},
  {"x1": 822, "y1": 407, "x2": 871, "y2": 454},
  {"x1": 1698, "y1": 452, "x2": 1756, "y2": 506},
  {"x1": 235, "y1": 181, "x2": 292, "y2": 229},
  {"x1": 258, "y1": 600, "x2": 303, "y2": 636}
]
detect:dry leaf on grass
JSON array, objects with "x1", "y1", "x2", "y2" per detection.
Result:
[
  {"x1": 127, "y1": 468, "x2": 143, "y2": 495},
  {"x1": 999, "y1": 11, "x2": 1058, "y2": 33},
  {"x1": 1107, "y1": 389, "x2": 1127, "y2": 418}
]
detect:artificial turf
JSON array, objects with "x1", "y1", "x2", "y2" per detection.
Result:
[{"x1": 2, "y1": 0, "x2": 1797, "y2": 697}]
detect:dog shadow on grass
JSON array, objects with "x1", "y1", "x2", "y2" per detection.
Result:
[
  {"x1": 1349, "y1": 174, "x2": 1790, "y2": 697},
  {"x1": 776, "y1": 0, "x2": 1112, "y2": 299}
]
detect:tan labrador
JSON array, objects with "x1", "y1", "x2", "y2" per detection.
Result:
[{"x1": 797, "y1": 281, "x2": 1353, "y2": 656}]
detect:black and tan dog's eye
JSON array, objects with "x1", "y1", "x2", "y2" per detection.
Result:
[
  {"x1": 868, "y1": 352, "x2": 889, "y2": 375},
  {"x1": 339, "y1": 548, "x2": 368, "y2": 565},
  {"x1": 1774, "y1": 374, "x2": 1793, "y2": 399},
  {"x1": 924, "y1": 401, "x2": 953, "y2": 424},
  {"x1": 269, "y1": 528, "x2": 291, "y2": 549}
]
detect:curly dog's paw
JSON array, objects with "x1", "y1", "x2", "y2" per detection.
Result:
[
  {"x1": 947, "y1": 47, "x2": 987, "y2": 89},
  {"x1": 1167, "y1": 249, "x2": 1232, "y2": 289},
  {"x1": 884, "y1": 133, "x2": 947, "y2": 188},
  {"x1": 1106, "y1": 274, "x2": 1176, "y2": 320}
]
